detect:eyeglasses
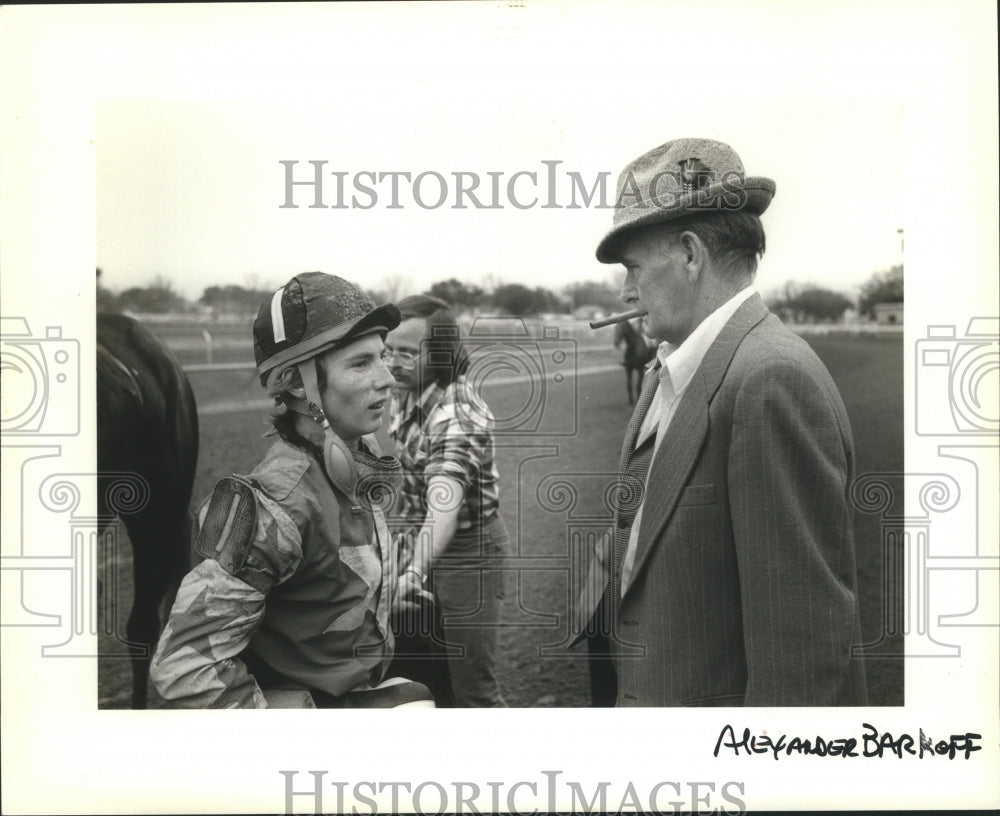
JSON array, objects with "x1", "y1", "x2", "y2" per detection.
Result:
[{"x1": 381, "y1": 347, "x2": 419, "y2": 368}]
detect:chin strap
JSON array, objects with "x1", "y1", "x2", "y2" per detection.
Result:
[{"x1": 291, "y1": 358, "x2": 359, "y2": 498}]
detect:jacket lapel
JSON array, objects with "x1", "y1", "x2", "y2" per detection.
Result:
[{"x1": 621, "y1": 294, "x2": 769, "y2": 599}]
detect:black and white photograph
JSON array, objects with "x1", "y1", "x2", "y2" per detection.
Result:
[{"x1": 1, "y1": 2, "x2": 997, "y2": 813}]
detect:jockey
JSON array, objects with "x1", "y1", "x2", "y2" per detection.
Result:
[{"x1": 150, "y1": 272, "x2": 434, "y2": 708}]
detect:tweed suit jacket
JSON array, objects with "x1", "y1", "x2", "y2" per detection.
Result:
[{"x1": 575, "y1": 294, "x2": 868, "y2": 707}]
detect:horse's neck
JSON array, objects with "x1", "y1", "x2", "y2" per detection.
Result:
[{"x1": 97, "y1": 343, "x2": 146, "y2": 408}]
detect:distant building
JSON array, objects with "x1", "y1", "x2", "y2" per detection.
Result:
[{"x1": 874, "y1": 302, "x2": 903, "y2": 325}]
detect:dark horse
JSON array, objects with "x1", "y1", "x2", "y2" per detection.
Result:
[
  {"x1": 613, "y1": 317, "x2": 656, "y2": 405},
  {"x1": 97, "y1": 312, "x2": 198, "y2": 708}
]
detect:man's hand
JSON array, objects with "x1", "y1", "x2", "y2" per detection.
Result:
[{"x1": 392, "y1": 569, "x2": 434, "y2": 614}]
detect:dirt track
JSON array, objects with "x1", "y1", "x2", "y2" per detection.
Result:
[{"x1": 99, "y1": 330, "x2": 903, "y2": 709}]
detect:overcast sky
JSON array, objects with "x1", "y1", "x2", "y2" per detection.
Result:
[{"x1": 97, "y1": 79, "x2": 903, "y2": 304}]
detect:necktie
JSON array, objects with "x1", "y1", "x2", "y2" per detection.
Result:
[{"x1": 608, "y1": 362, "x2": 660, "y2": 643}]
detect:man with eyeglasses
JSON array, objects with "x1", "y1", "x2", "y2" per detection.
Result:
[{"x1": 385, "y1": 295, "x2": 510, "y2": 707}]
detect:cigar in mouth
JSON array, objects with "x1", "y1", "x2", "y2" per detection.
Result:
[{"x1": 589, "y1": 309, "x2": 647, "y2": 329}]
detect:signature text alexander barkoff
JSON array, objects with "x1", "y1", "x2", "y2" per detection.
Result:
[{"x1": 714, "y1": 723, "x2": 982, "y2": 761}]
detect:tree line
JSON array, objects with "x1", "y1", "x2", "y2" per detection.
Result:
[{"x1": 96, "y1": 265, "x2": 903, "y2": 323}]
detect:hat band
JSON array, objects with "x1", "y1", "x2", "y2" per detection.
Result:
[{"x1": 613, "y1": 175, "x2": 772, "y2": 220}]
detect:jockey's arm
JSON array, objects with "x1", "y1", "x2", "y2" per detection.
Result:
[
  {"x1": 150, "y1": 560, "x2": 269, "y2": 708},
  {"x1": 150, "y1": 478, "x2": 302, "y2": 708}
]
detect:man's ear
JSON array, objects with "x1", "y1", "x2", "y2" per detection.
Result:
[{"x1": 678, "y1": 230, "x2": 706, "y2": 281}]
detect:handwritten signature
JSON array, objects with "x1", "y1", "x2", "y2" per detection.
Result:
[{"x1": 714, "y1": 723, "x2": 982, "y2": 760}]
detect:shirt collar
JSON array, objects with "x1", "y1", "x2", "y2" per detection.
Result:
[{"x1": 656, "y1": 285, "x2": 757, "y2": 396}]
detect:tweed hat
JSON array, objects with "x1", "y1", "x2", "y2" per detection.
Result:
[
  {"x1": 253, "y1": 271, "x2": 400, "y2": 385},
  {"x1": 596, "y1": 138, "x2": 776, "y2": 263}
]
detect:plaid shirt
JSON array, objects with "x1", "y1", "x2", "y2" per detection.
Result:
[{"x1": 389, "y1": 376, "x2": 500, "y2": 532}]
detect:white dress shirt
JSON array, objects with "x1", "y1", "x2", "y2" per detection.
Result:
[{"x1": 620, "y1": 285, "x2": 757, "y2": 595}]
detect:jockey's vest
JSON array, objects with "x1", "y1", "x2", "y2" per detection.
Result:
[{"x1": 243, "y1": 442, "x2": 396, "y2": 697}]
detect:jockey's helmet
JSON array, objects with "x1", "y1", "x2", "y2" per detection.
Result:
[{"x1": 253, "y1": 271, "x2": 400, "y2": 388}]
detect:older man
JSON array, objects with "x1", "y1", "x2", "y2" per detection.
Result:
[{"x1": 575, "y1": 138, "x2": 867, "y2": 706}]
